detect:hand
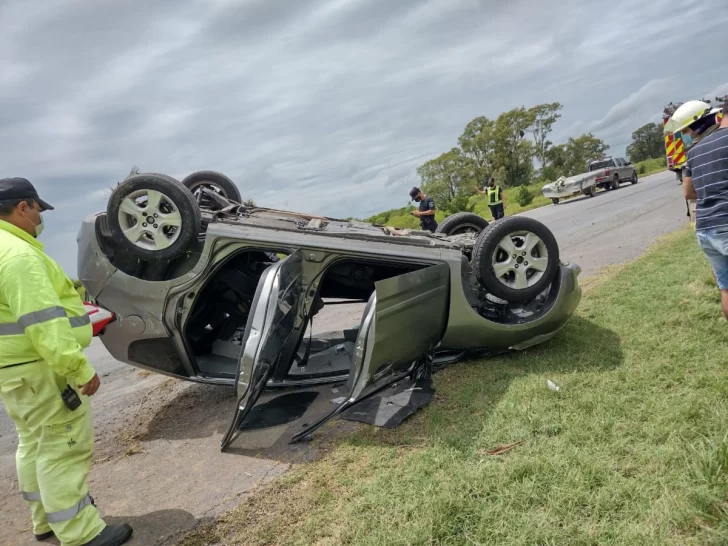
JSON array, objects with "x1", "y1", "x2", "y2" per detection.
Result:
[
  {"x1": 411, "y1": 211, "x2": 420, "y2": 217},
  {"x1": 80, "y1": 374, "x2": 101, "y2": 396}
]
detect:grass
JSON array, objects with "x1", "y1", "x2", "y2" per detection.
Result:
[
  {"x1": 635, "y1": 157, "x2": 668, "y2": 177},
  {"x1": 181, "y1": 228, "x2": 728, "y2": 546}
]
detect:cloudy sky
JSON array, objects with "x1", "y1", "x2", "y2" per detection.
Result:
[{"x1": 1, "y1": 0, "x2": 727, "y2": 274}]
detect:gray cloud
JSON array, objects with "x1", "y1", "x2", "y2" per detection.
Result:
[{"x1": 0, "y1": 0, "x2": 727, "y2": 274}]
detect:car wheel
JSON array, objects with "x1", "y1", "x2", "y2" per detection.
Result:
[
  {"x1": 435, "y1": 212, "x2": 489, "y2": 236},
  {"x1": 181, "y1": 171, "x2": 242, "y2": 209},
  {"x1": 472, "y1": 216, "x2": 559, "y2": 303},
  {"x1": 551, "y1": 198, "x2": 559, "y2": 205},
  {"x1": 107, "y1": 173, "x2": 202, "y2": 262},
  {"x1": 583, "y1": 185, "x2": 595, "y2": 198},
  {"x1": 611, "y1": 175, "x2": 620, "y2": 190},
  {"x1": 631, "y1": 171, "x2": 638, "y2": 184}
]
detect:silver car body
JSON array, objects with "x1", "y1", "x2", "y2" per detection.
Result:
[{"x1": 78, "y1": 206, "x2": 581, "y2": 447}]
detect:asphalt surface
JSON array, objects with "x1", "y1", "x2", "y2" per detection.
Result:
[
  {"x1": 521, "y1": 169, "x2": 687, "y2": 277},
  {"x1": 0, "y1": 169, "x2": 687, "y2": 545}
]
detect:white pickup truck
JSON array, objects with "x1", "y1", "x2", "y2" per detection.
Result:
[{"x1": 542, "y1": 156, "x2": 639, "y2": 205}]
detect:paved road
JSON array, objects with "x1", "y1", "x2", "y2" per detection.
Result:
[
  {"x1": 522, "y1": 169, "x2": 687, "y2": 277},
  {"x1": 0, "y1": 169, "x2": 687, "y2": 545}
]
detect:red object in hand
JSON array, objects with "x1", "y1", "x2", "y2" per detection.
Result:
[{"x1": 83, "y1": 302, "x2": 116, "y2": 336}]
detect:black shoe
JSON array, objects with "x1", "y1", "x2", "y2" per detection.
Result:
[
  {"x1": 34, "y1": 530, "x2": 54, "y2": 542},
  {"x1": 80, "y1": 524, "x2": 133, "y2": 546}
]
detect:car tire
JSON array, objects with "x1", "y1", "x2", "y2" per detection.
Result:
[
  {"x1": 472, "y1": 216, "x2": 560, "y2": 303},
  {"x1": 181, "y1": 171, "x2": 242, "y2": 208},
  {"x1": 107, "y1": 173, "x2": 202, "y2": 262},
  {"x1": 435, "y1": 212, "x2": 489, "y2": 236},
  {"x1": 551, "y1": 198, "x2": 559, "y2": 205},
  {"x1": 582, "y1": 185, "x2": 595, "y2": 198},
  {"x1": 631, "y1": 171, "x2": 638, "y2": 184},
  {"x1": 611, "y1": 175, "x2": 620, "y2": 190}
]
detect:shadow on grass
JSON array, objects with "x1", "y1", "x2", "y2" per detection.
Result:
[{"x1": 341, "y1": 315, "x2": 623, "y2": 451}]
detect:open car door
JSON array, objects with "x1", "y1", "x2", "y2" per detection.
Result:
[
  {"x1": 220, "y1": 250, "x2": 303, "y2": 452},
  {"x1": 291, "y1": 262, "x2": 450, "y2": 443}
]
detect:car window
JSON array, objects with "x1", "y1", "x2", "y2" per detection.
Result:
[
  {"x1": 615, "y1": 158, "x2": 624, "y2": 166},
  {"x1": 588, "y1": 160, "x2": 610, "y2": 171}
]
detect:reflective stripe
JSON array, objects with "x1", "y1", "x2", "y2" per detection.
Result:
[
  {"x1": 46, "y1": 493, "x2": 93, "y2": 524},
  {"x1": 21, "y1": 491, "x2": 42, "y2": 502},
  {"x1": 17, "y1": 307, "x2": 66, "y2": 329},
  {"x1": 69, "y1": 315, "x2": 91, "y2": 328},
  {"x1": 0, "y1": 323, "x2": 23, "y2": 336},
  {"x1": 0, "y1": 310, "x2": 90, "y2": 336}
]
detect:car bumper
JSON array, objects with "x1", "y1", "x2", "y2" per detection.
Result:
[
  {"x1": 77, "y1": 213, "x2": 193, "y2": 379},
  {"x1": 440, "y1": 262, "x2": 582, "y2": 351}
]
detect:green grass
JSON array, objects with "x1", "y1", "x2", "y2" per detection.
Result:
[
  {"x1": 635, "y1": 157, "x2": 668, "y2": 177},
  {"x1": 182, "y1": 229, "x2": 728, "y2": 546}
]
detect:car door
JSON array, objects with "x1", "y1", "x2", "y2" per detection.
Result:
[
  {"x1": 290, "y1": 262, "x2": 450, "y2": 443},
  {"x1": 220, "y1": 249, "x2": 303, "y2": 451},
  {"x1": 622, "y1": 158, "x2": 634, "y2": 179}
]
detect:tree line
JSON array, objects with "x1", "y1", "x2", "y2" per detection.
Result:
[{"x1": 414, "y1": 102, "x2": 611, "y2": 214}]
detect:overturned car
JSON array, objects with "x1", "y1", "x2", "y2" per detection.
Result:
[{"x1": 77, "y1": 171, "x2": 582, "y2": 450}]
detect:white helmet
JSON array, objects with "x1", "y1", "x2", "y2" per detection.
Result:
[{"x1": 664, "y1": 100, "x2": 712, "y2": 134}]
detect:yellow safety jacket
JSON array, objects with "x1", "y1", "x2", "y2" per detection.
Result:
[
  {"x1": 487, "y1": 185, "x2": 502, "y2": 205},
  {"x1": 0, "y1": 220, "x2": 95, "y2": 384}
]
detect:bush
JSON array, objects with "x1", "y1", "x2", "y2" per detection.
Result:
[
  {"x1": 516, "y1": 186, "x2": 534, "y2": 207},
  {"x1": 443, "y1": 194, "x2": 475, "y2": 215},
  {"x1": 639, "y1": 163, "x2": 647, "y2": 175}
]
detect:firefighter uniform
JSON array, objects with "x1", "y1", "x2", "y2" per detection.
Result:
[{"x1": 0, "y1": 218, "x2": 106, "y2": 545}]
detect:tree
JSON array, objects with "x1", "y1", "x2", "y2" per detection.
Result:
[
  {"x1": 416, "y1": 148, "x2": 470, "y2": 208},
  {"x1": 626, "y1": 122, "x2": 663, "y2": 163},
  {"x1": 529, "y1": 102, "x2": 563, "y2": 168},
  {"x1": 561, "y1": 133, "x2": 609, "y2": 176},
  {"x1": 491, "y1": 107, "x2": 536, "y2": 187},
  {"x1": 457, "y1": 117, "x2": 497, "y2": 185},
  {"x1": 542, "y1": 144, "x2": 568, "y2": 182}
]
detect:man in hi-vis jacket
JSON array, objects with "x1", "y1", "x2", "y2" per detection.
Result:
[{"x1": 0, "y1": 177, "x2": 133, "y2": 546}]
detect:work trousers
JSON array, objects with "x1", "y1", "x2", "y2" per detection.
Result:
[
  {"x1": 0, "y1": 360, "x2": 105, "y2": 546},
  {"x1": 489, "y1": 203, "x2": 505, "y2": 220}
]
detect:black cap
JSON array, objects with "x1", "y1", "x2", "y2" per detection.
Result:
[
  {"x1": 0, "y1": 178, "x2": 54, "y2": 211},
  {"x1": 409, "y1": 186, "x2": 420, "y2": 199}
]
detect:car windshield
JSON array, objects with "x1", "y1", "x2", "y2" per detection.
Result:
[{"x1": 588, "y1": 160, "x2": 611, "y2": 171}]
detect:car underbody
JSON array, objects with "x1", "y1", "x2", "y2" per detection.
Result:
[{"x1": 78, "y1": 171, "x2": 582, "y2": 449}]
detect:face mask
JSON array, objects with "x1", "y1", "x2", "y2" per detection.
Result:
[
  {"x1": 682, "y1": 133, "x2": 693, "y2": 147},
  {"x1": 414, "y1": 197, "x2": 421, "y2": 203},
  {"x1": 23, "y1": 212, "x2": 44, "y2": 238}
]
